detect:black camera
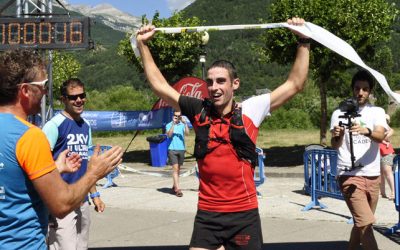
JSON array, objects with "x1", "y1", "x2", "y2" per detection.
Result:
[
  {"x1": 339, "y1": 97, "x2": 359, "y2": 116},
  {"x1": 337, "y1": 97, "x2": 362, "y2": 171}
]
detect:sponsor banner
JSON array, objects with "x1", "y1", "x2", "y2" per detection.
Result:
[
  {"x1": 152, "y1": 76, "x2": 209, "y2": 110},
  {"x1": 80, "y1": 108, "x2": 172, "y2": 131}
]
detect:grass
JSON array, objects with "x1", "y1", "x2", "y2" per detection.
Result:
[
  {"x1": 93, "y1": 128, "x2": 400, "y2": 166},
  {"x1": 93, "y1": 128, "x2": 400, "y2": 152}
]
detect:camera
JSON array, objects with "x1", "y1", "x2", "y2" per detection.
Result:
[
  {"x1": 339, "y1": 97, "x2": 359, "y2": 117},
  {"x1": 337, "y1": 97, "x2": 362, "y2": 171}
]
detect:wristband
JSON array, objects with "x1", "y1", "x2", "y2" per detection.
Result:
[
  {"x1": 366, "y1": 127, "x2": 372, "y2": 137},
  {"x1": 297, "y1": 37, "x2": 312, "y2": 44},
  {"x1": 90, "y1": 191, "x2": 100, "y2": 199}
]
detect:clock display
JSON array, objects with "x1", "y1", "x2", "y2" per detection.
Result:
[{"x1": 0, "y1": 17, "x2": 92, "y2": 50}]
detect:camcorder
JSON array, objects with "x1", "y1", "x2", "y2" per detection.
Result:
[
  {"x1": 338, "y1": 97, "x2": 363, "y2": 171},
  {"x1": 339, "y1": 97, "x2": 359, "y2": 118}
]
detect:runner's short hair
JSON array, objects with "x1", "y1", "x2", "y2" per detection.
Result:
[{"x1": 208, "y1": 60, "x2": 238, "y2": 81}]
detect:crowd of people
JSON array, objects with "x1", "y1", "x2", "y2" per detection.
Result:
[{"x1": 0, "y1": 16, "x2": 397, "y2": 250}]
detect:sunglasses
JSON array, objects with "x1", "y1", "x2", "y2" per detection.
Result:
[
  {"x1": 65, "y1": 92, "x2": 86, "y2": 101},
  {"x1": 174, "y1": 115, "x2": 181, "y2": 118},
  {"x1": 21, "y1": 79, "x2": 48, "y2": 90}
]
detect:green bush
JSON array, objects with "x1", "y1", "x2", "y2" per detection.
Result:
[
  {"x1": 260, "y1": 108, "x2": 314, "y2": 130},
  {"x1": 84, "y1": 85, "x2": 157, "y2": 111}
]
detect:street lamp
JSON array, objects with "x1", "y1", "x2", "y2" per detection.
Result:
[{"x1": 200, "y1": 31, "x2": 209, "y2": 80}]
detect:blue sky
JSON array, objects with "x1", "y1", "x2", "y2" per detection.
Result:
[{"x1": 66, "y1": 0, "x2": 195, "y2": 18}]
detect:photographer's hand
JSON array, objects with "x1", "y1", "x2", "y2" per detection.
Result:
[
  {"x1": 350, "y1": 123, "x2": 371, "y2": 137},
  {"x1": 333, "y1": 125, "x2": 344, "y2": 138},
  {"x1": 331, "y1": 125, "x2": 344, "y2": 149}
]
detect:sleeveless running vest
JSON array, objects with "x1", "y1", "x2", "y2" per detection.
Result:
[{"x1": 193, "y1": 99, "x2": 258, "y2": 166}]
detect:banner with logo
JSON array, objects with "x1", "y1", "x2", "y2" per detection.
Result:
[
  {"x1": 152, "y1": 76, "x2": 209, "y2": 110},
  {"x1": 80, "y1": 108, "x2": 170, "y2": 131},
  {"x1": 34, "y1": 77, "x2": 209, "y2": 131}
]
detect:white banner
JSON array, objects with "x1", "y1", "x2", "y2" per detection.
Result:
[{"x1": 131, "y1": 22, "x2": 400, "y2": 103}]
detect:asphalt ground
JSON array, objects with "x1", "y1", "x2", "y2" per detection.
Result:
[{"x1": 88, "y1": 163, "x2": 400, "y2": 250}]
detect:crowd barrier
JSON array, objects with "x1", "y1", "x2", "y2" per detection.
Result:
[
  {"x1": 302, "y1": 147, "x2": 341, "y2": 212},
  {"x1": 254, "y1": 147, "x2": 266, "y2": 196},
  {"x1": 386, "y1": 155, "x2": 400, "y2": 234},
  {"x1": 88, "y1": 145, "x2": 121, "y2": 189},
  {"x1": 303, "y1": 147, "x2": 400, "y2": 233}
]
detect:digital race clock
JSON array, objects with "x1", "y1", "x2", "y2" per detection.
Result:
[{"x1": 0, "y1": 16, "x2": 92, "y2": 50}]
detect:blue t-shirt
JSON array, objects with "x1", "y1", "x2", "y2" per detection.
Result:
[
  {"x1": 42, "y1": 113, "x2": 92, "y2": 184},
  {"x1": 165, "y1": 121, "x2": 186, "y2": 151},
  {"x1": 0, "y1": 114, "x2": 55, "y2": 250}
]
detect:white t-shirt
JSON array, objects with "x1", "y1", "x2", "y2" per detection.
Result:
[{"x1": 330, "y1": 104, "x2": 388, "y2": 176}]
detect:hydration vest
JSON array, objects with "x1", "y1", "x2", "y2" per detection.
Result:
[{"x1": 193, "y1": 99, "x2": 258, "y2": 167}]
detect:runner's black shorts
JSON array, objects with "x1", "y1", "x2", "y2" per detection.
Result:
[{"x1": 190, "y1": 208, "x2": 263, "y2": 250}]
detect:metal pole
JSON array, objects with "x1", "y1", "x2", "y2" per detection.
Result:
[
  {"x1": 200, "y1": 52, "x2": 206, "y2": 80},
  {"x1": 48, "y1": 0, "x2": 54, "y2": 119},
  {"x1": 24, "y1": 0, "x2": 28, "y2": 17},
  {"x1": 16, "y1": 0, "x2": 21, "y2": 17}
]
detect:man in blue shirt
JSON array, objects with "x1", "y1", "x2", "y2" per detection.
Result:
[
  {"x1": 43, "y1": 78, "x2": 104, "y2": 250},
  {"x1": 166, "y1": 111, "x2": 189, "y2": 197},
  {"x1": 0, "y1": 49, "x2": 122, "y2": 250}
]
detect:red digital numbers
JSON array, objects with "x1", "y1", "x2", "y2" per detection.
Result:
[{"x1": 0, "y1": 17, "x2": 91, "y2": 50}]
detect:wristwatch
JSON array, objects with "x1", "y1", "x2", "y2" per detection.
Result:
[
  {"x1": 366, "y1": 128, "x2": 372, "y2": 137},
  {"x1": 90, "y1": 191, "x2": 100, "y2": 199},
  {"x1": 298, "y1": 37, "x2": 312, "y2": 44}
]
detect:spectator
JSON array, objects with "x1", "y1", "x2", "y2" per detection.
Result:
[
  {"x1": 43, "y1": 78, "x2": 104, "y2": 250},
  {"x1": 166, "y1": 110, "x2": 189, "y2": 197},
  {"x1": 379, "y1": 114, "x2": 395, "y2": 200},
  {"x1": 0, "y1": 49, "x2": 123, "y2": 249},
  {"x1": 330, "y1": 69, "x2": 387, "y2": 250}
]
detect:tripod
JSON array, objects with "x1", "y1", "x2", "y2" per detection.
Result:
[{"x1": 339, "y1": 112, "x2": 362, "y2": 171}]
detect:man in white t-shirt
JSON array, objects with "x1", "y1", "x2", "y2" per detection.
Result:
[{"x1": 330, "y1": 69, "x2": 388, "y2": 250}]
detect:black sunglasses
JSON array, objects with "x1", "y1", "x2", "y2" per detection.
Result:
[
  {"x1": 174, "y1": 115, "x2": 181, "y2": 118},
  {"x1": 65, "y1": 92, "x2": 86, "y2": 101}
]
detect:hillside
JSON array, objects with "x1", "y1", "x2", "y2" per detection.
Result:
[
  {"x1": 183, "y1": 0, "x2": 400, "y2": 96},
  {"x1": 0, "y1": 2, "x2": 143, "y2": 90},
  {"x1": 183, "y1": 0, "x2": 282, "y2": 96},
  {"x1": 1, "y1": 0, "x2": 398, "y2": 96}
]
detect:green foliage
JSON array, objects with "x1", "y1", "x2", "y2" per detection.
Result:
[
  {"x1": 391, "y1": 107, "x2": 400, "y2": 127},
  {"x1": 51, "y1": 51, "x2": 81, "y2": 99},
  {"x1": 183, "y1": 0, "x2": 278, "y2": 96},
  {"x1": 260, "y1": 0, "x2": 398, "y2": 90},
  {"x1": 46, "y1": 0, "x2": 400, "y2": 132},
  {"x1": 118, "y1": 12, "x2": 204, "y2": 82},
  {"x1": 259, "y1": 0, "x2": 398, "y2": 140},
  {"x1": 71, "y1": 44, "x2": 144, "y2": 90},
  {"x1": 84, "y1": 85, "x2": 158, "y2": 111}
]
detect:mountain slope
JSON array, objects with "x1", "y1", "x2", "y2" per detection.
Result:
[
  {"x1": 183, "y1": 0, "x2": 280, "y2": 96},
  {"x1": 64, "y1": 3, "x2": 140, "y2": 32}
]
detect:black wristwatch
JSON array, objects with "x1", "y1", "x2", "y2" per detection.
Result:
[
  {"x1": 298, "y1": 37, "x2": 312, "y2": 44},
  {"x1": 366, "y1": 127, "x2": 372, "y2": 137}
]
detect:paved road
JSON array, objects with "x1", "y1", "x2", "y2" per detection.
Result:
[{"x1": 88, "y1": 165, "x2": 399, "y2": 249}]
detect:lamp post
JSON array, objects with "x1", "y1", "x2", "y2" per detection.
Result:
[{"x1": 199, "y1": 31, "x2": 209, "y2": 80}]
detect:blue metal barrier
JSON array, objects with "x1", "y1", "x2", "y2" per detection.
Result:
[
  {"x1": 302, "y1": 149, "x2": 342, "y2": 211},
  {"x1": 254, "y1": 147, "x2": 266, "y2": 196},
  {"x1": 386, "y1": 155, "x2": 400, "y2": 234},
  {"x1": 88, "y1": 145, "x2": 121, "y2": 189}
]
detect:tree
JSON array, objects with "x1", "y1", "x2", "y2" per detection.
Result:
[
  {"x1": 259, "y1": 0, "x2": 398, "y2": 144},
  {"x1": 51, "y1": 51, "x2": 81, "y2": 100},
  {"x1": 118, "y1": 12, "x2": 205, "y2": 83}
]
